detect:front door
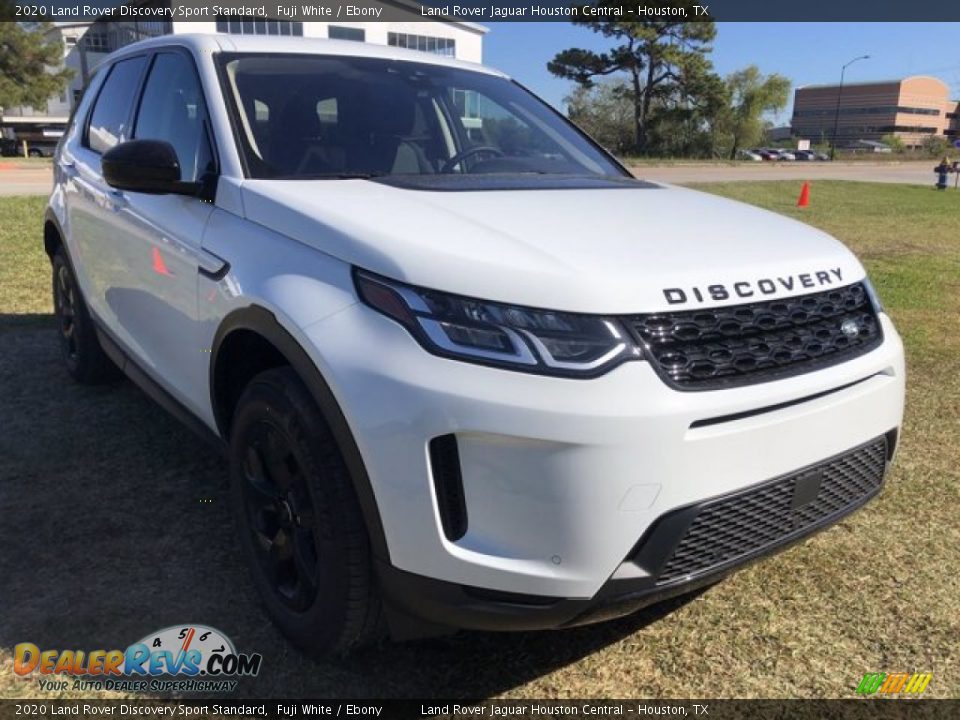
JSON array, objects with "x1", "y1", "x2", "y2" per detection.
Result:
[{"x1": 101, "y1": 49, "x2": 220, "y2": 417}]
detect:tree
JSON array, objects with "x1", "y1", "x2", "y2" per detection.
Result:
[
  {"x1": 0, "y1": 21, "x2": 74, "y2": 112},
  {"x1": 920, "y1": 134, "x2": 950, "y2": 158},
  {"x1": 881, "y1": 134, "x2": 906, "y2": 154},
  {"x1": 548, "y1": 12, "x2": 718, "y2": 154},
  {"x1": 648, "y1": 65, "x2": 727, "y2": 158},
  {"x1": 719, "y1": 66, "x2": 790, "y2": 159},
  {"x1": 566, "y1": 78, "x2": 636, "y2": 154}
]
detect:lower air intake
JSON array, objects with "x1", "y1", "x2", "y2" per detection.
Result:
[
  {"x1": 656, "y1": 436, "x2": 888, "y2": 584},
  {"x1": 429, "y1": 434, "x2": 468, "y2": 542}
]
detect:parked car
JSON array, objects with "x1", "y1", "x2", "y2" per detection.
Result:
[
  {"x1": 736, "y1": 149, "x2": 763, "y2": 161},
  {"x1": 45, "y1": 34, "x2": 905, "y2": 655},
  {"x1": 0, "y1": 138, "x2": 57, "y2": 157},
  {"x1": 848, "y1": 140, "x2": 893, "y2": 154},
  {"x1": 794, "y1": 150, "x2": 816, "y2": 161},
  {"x1": 755, "y1": 148, "x2": 779, "y2": 161},
  {"x1": 27, "y1": 144, "x2": 56, "y2": 157},
  {"x1": 774, "y1": 148, "x2": 796, "y2": 161}
]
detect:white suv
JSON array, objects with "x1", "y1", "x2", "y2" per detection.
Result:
[{"x1": 46, "y1": 34, "x2": 905, "y2": 654}]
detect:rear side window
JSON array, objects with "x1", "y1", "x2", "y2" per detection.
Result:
[
  {"x1": 134, "y1": 52, "x2": 215, "y2": 183},
  {"x1": 63, "y1": 68, "x2": 103, "y2": 142},
  {"x1": 86, "y1": 56, "x2": 147, "y2": 154}
]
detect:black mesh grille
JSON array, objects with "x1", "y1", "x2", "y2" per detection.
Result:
[
  {"x1": 627, "y1": 283, "x2": 882, "y2": 389},
  {"x1": 656, "y1": 436, "x2": 887, "y2": 584}
]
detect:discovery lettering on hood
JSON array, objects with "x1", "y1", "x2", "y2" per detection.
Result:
[{"x1": 663, "y1": 268, "x2": 844, "y2": 305}]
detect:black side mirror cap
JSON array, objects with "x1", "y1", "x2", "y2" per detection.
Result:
[{"x1": 102, "y1": 139, "x2": 201, "y2": 196}]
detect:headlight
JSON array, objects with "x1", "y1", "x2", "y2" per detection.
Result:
[
  {"x1": 863, "y1": 277, "x2": 885, "y2": 314},
  {"x1": 354, "y1": 269, "x2": 641, "y2": 377}
]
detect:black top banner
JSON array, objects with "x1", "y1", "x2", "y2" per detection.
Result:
[{"x1": 6, "y1": 0, "x2": 960, "y2": 22}]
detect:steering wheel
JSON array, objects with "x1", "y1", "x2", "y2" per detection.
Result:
[{"x1": 440, "y1": 145, "x2": 505, "y2": 174}]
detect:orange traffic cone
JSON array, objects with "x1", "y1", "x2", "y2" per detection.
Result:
[{"x1": 797, "y1": 182, "x2": 810, "y2": 208}]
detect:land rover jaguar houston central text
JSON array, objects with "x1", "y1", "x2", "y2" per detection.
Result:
[{"x1": 44, "y1": 34, "x2": 904, "y2": 654}]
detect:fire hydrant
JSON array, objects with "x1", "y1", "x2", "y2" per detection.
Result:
[{"x1": 934, "y1": 157, "x2": 951, "y2": 190}]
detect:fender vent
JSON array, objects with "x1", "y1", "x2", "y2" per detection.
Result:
[{"x1": 429, "y1": 435, "x2": 468, "y2": 542}]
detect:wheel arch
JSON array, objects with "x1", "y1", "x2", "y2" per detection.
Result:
[
  {"x1": 211, "y1": 305, "x2": 390, "y2": 562},
  {"x1": 43, "y1": 208, "x2": 65, "y2": 260}
]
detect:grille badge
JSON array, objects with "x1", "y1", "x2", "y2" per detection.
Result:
[{"x1": 841, "y1": 319, "x2": 861, "y2": 338}]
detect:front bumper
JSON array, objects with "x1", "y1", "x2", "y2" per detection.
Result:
[
  {"x1": 304, "y1": 307, "x2": 905, "y2": 627},
  {"x1": 376, "y1": 431, "x2": 894, "y2": 633}
]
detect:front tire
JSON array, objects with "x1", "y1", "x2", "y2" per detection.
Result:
[
  {"x1": 51, "y1": 248, "x2": 119, "y2": 384},
  {"x1": 229, "y1": 367, "x2": 382, "y2": 656}
]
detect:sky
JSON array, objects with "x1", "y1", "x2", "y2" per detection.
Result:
[{"x1": 484, "y1": 22, "x2": 960, "y2": 120}]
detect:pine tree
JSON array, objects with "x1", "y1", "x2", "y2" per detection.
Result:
[{"x1": 0, "y1": 20, "x2": 74, "y2": 112}]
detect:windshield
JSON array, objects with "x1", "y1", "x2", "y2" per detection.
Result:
[{"x1": 218, "y1": 54, "x2": 627, "y2": 180}]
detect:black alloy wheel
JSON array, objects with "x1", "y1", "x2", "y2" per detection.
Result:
[
  {"x1": 240, "y1": 420, "x2": 321, "y2": 612},
  {"x1": 54, "y1": 261, "x2": 79, "y2": 365},
  {"x1": 51, "y1": 248, "x2": 119, "y2": 384},
  {"x1": 229, "y1": 366, "x2": 382, "y2": 655}
]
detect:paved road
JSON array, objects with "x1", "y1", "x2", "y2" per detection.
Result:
[
  {"x1": 0, "y1": 163, "x2": 52, "y2": 197},
  {"x1": 0, "y1": 159, "x2": 942, "y2": 196}
]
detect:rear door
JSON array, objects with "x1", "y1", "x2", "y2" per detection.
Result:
[{"x1": 61, "y1": 54, "x2": 148, "y2": 328}]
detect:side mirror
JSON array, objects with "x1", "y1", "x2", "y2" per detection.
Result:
[{"x1": 102, "y1": 139, "x2": 200, "y2": 195}]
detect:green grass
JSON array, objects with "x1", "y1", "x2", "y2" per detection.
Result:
[
  {"x1": 0, "y1": 183, "x2": 958, "y2": 700},
  {"x1": 621, "y1": 156, "x2": 942, "y2": 166},
  {"x1": 0, "y1": 196, "x2": 51, "y2": 318}
]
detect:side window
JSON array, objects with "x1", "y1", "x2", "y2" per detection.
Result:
[
  {"x1": 64, "y1": 69, "x2": 102, "y2": 143},
  {"x1": 134, "y1": 53, "x2": 215, "y2": 183},
  {"x1": 86, "y1": 56, "x2": 147, "y2": 154}
]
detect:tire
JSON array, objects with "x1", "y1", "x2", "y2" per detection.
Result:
[
  {"x1": 229, "y1": 366, "x2": 383, "y2": 656},
  {"x1": 51, "y1": 248, "x2": 120, "y2": 384},
  {"x1": 28, "y1": 148, "x2": 42, "y2": 158}
]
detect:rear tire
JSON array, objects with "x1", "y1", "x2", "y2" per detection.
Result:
[
  {"x1": 51, "y1": 248, "x2": 119, "y2": 384},
  {"x1": 229, "y1": 367, "x2": 383, "y2": 656}
]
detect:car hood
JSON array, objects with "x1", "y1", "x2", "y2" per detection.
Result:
[{"x1": 239, "y1": 178, "x2": 866, "y2": 314}]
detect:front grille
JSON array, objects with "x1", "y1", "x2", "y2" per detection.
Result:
[
  {"x1": 627, "y1": 283, "x2": 882, "y2": 389},
  {"x1": 656, "y1": 436, "x2": 887, "y2": 585}
]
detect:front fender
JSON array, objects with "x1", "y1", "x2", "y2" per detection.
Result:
[{"x1": 200, "y1": 209, "x2": 388, "y2": 560}]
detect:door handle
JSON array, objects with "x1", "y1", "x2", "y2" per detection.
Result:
[
  {"x1": 59, "y1": 160, "x2": 78, "y2": 182},
  {"x1": 197, "y1": 248, "x2": 230, "y2": 280}
]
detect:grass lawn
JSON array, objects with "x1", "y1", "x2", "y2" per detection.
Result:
[
  {"x1": 622, "y1": 156, "x2": 940, "y2": 166},
  {"x1": 0, "y1": 182, "x2": 957, "y2": 699}
]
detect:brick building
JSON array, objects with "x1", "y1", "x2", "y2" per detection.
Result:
[{"x1": 791, "y1": 76, "x2": 959, "y2": 149}]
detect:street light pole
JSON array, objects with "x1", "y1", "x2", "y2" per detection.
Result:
[{"x1": 830, "y1": 55, "x2": 870, "y2": 160}]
